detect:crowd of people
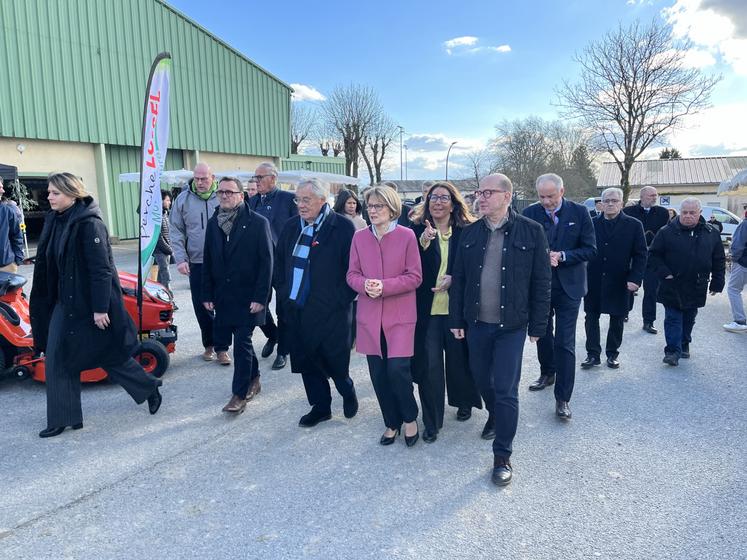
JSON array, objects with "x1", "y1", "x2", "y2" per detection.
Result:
[{"x1": 20, "y1": 163, "x2": 747, "y2": 489}]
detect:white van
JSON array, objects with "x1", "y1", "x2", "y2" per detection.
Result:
[{"x1": 679, "y1": 205, "x2": 742, "y2": 243}]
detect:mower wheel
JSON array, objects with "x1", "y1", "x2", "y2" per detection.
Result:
[
  {"x1": 13, "y1": 366, "x2": 31, "y2": 380},
  {"x1": 133, "y1": 340, "x2": 170, "y2": 378}
]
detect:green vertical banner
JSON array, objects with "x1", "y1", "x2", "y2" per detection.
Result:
[{"x1": 138, "y1": 52, "x2": 172, "y2": 286}]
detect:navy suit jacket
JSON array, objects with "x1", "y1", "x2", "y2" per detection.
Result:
[
  {"x1": 523, "y1": 199, "x2": 597, "y2": 300},
  {"x1": 248, "y1": 188, "x2": 298, "y2": 245}
]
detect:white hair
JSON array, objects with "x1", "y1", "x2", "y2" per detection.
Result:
[
  {"x1": 640, "y1": 185, "x2": 656, "y2": 196},
  {"x1": 681, "y1": 197, "x2": 702, "y2": 211},
  {"x1": 601, "y1": 187, "x2": 623, "y2": 201},
  {"x1": 297, "y1": 177, "x2": 329, "y2": 200},
  {"x1": 257, "y1": 161, "x2": 278, "y2": 176},
  {"x1": 536, "y1": 173, "x2": 564, "y2": 192}
]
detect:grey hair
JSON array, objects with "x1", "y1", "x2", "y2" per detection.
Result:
[
  {"x1": 681, "y1": 197, "x2": 702, "y2": 210},
  {"x1": 640, "y1": 185, "x2": 656, "y2": 196},
  {"x1": 535, "y1": 173, "x2": 564, "y2": 192},
  {"x1": 257, "y1": 161, "x2": 278, "y2": 176},
  {"x1": 297, "y1": 177, "x2": 329, "y2": 200},
  {"x1": 601, "y1": 187, "x2": 623, "y2": 201}
]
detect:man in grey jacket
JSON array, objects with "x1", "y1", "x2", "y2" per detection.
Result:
[
  {"x1": 723, "y1": 218, "x2": 747, "y2": 333},
  {"x1": 170, "y1": 162, "x2": 223, "y2": 362}
]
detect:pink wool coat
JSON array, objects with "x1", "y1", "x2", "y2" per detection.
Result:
[{"x1": 347, "y1": 225, "x2": 423, "y2": 358}]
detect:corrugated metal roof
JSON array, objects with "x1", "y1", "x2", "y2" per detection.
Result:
[
  {"x1": 597, "y1": 157, "x2": 747, "y2": 187},
  {"x1": 0, "y1": 0, "x2": 290, "y2": 157},
  {"x1": 281, "y1": 155, "x2": 346, "y2": 175}
]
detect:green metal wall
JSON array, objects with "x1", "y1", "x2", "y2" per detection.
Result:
[
  {"x1": 0, "y1": 0, "x2": 290, "y2": 158},
  {"x1": 281, "y1": 155, "x2": 346, "y2": 175},
  {"x1": 106, "y1": 145, "x2": 184, "y2": 239}
]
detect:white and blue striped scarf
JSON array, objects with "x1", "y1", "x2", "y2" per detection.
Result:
[{"x1": 289, "y1": 204, "x2": 330, "y2": 306}]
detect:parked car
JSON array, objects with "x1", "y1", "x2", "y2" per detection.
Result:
[{"x1": 681, "y1": 205, "x2": 742, "y2": 243}]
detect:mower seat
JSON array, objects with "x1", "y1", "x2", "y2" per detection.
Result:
[{"x1": 0, "y1": 271, "x2": 27, "y2": 296}]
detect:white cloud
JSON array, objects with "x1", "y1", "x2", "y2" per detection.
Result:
[
  {"x1": 665, "y1": 101, "x2": 747, "y2": 156},
  {"x1": 290, "y1": 83, "x2": 326, "y2": 102},
  {"x1": 443, "y1": 36, "x2": 511, "y2": 56},
  {"x1": 663, "y1": 0, "x2": 747, "y2": 75}
]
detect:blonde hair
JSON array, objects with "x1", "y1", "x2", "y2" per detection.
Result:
[
  {"x1": 364, "y1": 185, "x2": 402, "y2": 220},
  {"x1": 47, "y1": 172, "x2": 88, "y2": 199}
]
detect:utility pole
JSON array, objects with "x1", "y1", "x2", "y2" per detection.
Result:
[
  {"x1": 398, "y1": 125, "x2": 405, "y2": 181},
  {"x1": 404, "y1": 144, "x2": 408, "y2": 180}
]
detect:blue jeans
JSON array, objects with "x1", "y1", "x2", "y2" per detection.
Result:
[{"x1": 663, "y1": 307, "x2": 698, "y2": 357}]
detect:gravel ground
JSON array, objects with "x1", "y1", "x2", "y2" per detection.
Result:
[{"x1": 1, "y1": 242, "x2": 745, "y2": 560}]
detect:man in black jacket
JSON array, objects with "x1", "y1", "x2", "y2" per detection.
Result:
[
  {"x1": 203, "y1": 177, "x2": 273, "y2": 413},
  {"x1": 523, "y1": 173, "x2": 596, "y2": 420},
  {"x1": 450, "y1": 173, "x2": 551, "y2": 486},
  {"x1": 648, "y1": 197, "x2": 725, "y2": 366},
  {"x1": 248, "y1": 162, "x2": 298, "y2": 370},
  {"x1": 623, "y1": 186, "x2": 670, "y2": 333},
  {"x1": 582, "y1": 188, "x2": 647, "y2": 369}
]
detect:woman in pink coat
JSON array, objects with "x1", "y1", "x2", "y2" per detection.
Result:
[{"x1": 347, "y1": 185, "x2": 423, "y2": 447}]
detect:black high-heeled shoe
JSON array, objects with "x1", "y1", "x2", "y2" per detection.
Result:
[
  {"x1": 39, "y1": 423, "x2": 83, "y2": 438},
  {"x1": 379, "y1": 428, "x2": 400, "y2": 446},
  {"x1": 405, "y1": 428, "x2": 419, "y2": 447}
]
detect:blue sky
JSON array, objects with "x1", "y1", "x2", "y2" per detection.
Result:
[{"x1": 168, "y1": 0, "x2": 747, "y2": 180}]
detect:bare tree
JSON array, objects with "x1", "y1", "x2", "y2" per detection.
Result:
[
  {"x1": 557, "y1": 20, "x2": 720, "y2": 201},
  {"x1": 460, "y1": 148, "x2": 498, "y2": 188},
  {"x1": 310, "y1": 120, "x2": 343, "y2": 157},
  {"x1": 291, "y1": 104, "x2": 316, "y2": 154},
  {"x1": 322, "y1": 84, "x2": 381, "y2": 177},
  {"x1": 492, "y1": 116, "x2": 554, "y2": 196},
  {"x1": 360, "y1": 114, "x2": 398, "y2": 185}
]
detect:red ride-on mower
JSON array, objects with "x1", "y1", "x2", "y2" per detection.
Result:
[{"x1": 0, "y1": 270, "x2": 177, "y2": 382}]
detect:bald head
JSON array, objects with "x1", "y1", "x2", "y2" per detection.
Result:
[
  {"x1": 480, "y1": 173, "x2": 513, "y2": 193},
  {"x1": 476, "y1": 173, "x2": 513, "y2": 222},
  {"x1": 639, "y1": 186, "x2": 657, "y2": 208},
  {"x1": 192, "y1": 162, "x2": 214, "y2": 193}
]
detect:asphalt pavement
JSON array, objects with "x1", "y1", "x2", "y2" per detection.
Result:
[{"x1": 1, "y1": 241, "x2": 745, "y2": 559}]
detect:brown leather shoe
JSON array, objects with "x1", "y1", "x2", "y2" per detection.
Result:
[
  {"x1": 245, "y1": 378, "x2": 261, "y2": 401},
  {"x1": 222, "y1": 395, "x2": 246, "y2": 413},
  {"x1": 202, "y1": 346, "x2": 216, "y2": 361},
  {"x1": 216, "y1": 351, "x2": 232, "y2": 366}
]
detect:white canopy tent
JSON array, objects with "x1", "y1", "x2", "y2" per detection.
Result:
[
  {"x1": 119, "y1": 168, "x2": 360, "y2": 187},
  {"x1": 717, "y1": 168, "x2": 747, "y2": 196}
]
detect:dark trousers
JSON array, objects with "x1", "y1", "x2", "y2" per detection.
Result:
[
  {"x1": 259, "y1": 289, "x2": 288, "y2": 355},
  {"x1": 300, "y1": 352, "x2": 355, "y2": 414},
  {"x1": 537, "y1": 280, "x2": 581, "y2": 402},
  {"x1": 188, "y1": 263, "x2": 216, "y2": 349},
  {"x1": 367, "y1": 332, "x2": 419, "y2": 430},
  {"x1": 663, "y1": 307, "x2": 698, "y2": 357},
  {"x1": 584, "y1": 312, "x2": 625, "y2": 359},
  {"x1": 214, "y1": 324, "x2": 259, "y2": 399},
  {"x1": 45, "y1": 305, "x2": 157, "y2": 429},
  {"x1": 466, "y1": 323, "x2": 526, "y2": 459},
  {"x1": 629, "y1": 267, "x2": 659, "y2": 323},
  {"x1": 419, "y1": 315, "x2": 481, "y2": 434}
]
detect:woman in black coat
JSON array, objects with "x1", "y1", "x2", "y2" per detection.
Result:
[
  {"x1": 30, "y1": 173, "x2": 162, "y2": 438},
  {"x1": 410, "y1": 181, "x2": 482, "y2": 443}
]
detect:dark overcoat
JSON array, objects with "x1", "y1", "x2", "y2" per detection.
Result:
[
  {"x1": 248, "y1": 188, "x2": 298, "y2": 245},
  {"x1": 202, "y1": 202, "x2": 273, "y2": 328},
  {"x1": 274, "y1": 210, "x2": 356, "y2": 373},
  {"x1": 30, "y1": 198, "x2": 138, "y2": 371},
  {"x1": 647, "y1": 217, "x2": 726, "y2": 310},
  {"x1": 584, "y1": 212, "x2": 648, "y2": 316}
]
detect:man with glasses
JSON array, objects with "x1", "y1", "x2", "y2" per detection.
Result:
[
  {"x1": 450, "y1": 174, "x2": 551, "y2": 486},
  {"x1": 202, "y1": 177, "x2": 273, "y2": 413},
  {"x1": 170, "y1": 162, "x2": 223, "y2": 362},
  {"x1": 523, "y1": 173, "x2": 596, "y2": 420},
  {"x1": 623, "y1": 186, "x2": 670, "y2": 333},
  {"x1": 275, "y1": 178, "x2": 358, "y2": 427},
  {"x1": 581, "y1": 188, "x2": 647, "y2": 370},
  {"x1": 248, "y1": 162, "x2": 297, "y2": 370}
]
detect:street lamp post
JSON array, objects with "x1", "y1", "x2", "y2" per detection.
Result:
[
  {"x1": 445, "y1": 141, "x2": 457, "y2": 180},
  {"x1": 398, "y1": 125, "x2": 405, "y2": 181},
  {"x1": 404, "y1": 144, "x2": 408, "y2": 180}
]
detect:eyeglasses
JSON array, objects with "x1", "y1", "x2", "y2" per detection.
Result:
[
  {"x1": 428, "y1": 194, "x2": 452, "y2": 203},
  {"x1": 474, "y1": 189, "x2": 507, "y2": 199},
  {"x1": 253, "y1": 174, "x2": 273, "y2": 181},
  {"x1": 367, "y1": 203, "x2": 388, "y2": 212},
  {"x1": 293, "y1": 197, "x2": 316, "y2": 206},
  {"x1": 217, "y1": 190, "x2": 241, "y2": 197},
  {"x1": 601, "y1": 199, "x2": 621, "y2": 204}
]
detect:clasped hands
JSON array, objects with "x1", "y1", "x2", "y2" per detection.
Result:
[{"x1": 365, "y1": 279, "x2": 383, "y2": 299}]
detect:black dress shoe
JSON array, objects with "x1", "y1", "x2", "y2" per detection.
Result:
[
  {"x1": 343, "y1": 387, "x2": 359, "y2": 418},
  {"x1": 491, "y1": 456, "x2": 513, "y2": 486},
  {"x1": 643, "y1": 322, "x2": 658, "y2": 334},
  {"x1": 148, "y1": 384, "x2": 163, "y2": 415},
  {"x1": 299, "y1": 409, "x2": 332, "y2": 427},
  {"x1": 379, "y1": 428, "x2": 400, "y2": 446},
  {"x1": 681, "y1": 344, "x2": 690, "y2": 359},
  {"x1": 606, "y1": 357, "x2": 620, "y2": 369},
  {"x1": 271, "y1": 354, "x2": 287, "y2": 370},
  {"x1": 556, "y1": 400, "x2": 572, "y2": 419},
  {"x1": 581, "y1": 355, "x2": 601, "y2": 369},
  {"x1": 456, "y1": 407, "x2": 471, "y2": 421},
  {"x1": 404, "y1": 429, "x2": 419, "y2": 447},
  {"x1": 260, "y1": 339, "x2": 276, "y2": 359},
  {"x1": 39, "y1": 423, "x2": 83, "y2": 438},
  {"x1": 481, "y1": 417, "x2": 496, "y2": 440},
  {"x1": 663, "y1": 353, "x2": 679, "y2": 366},
  {"x1": 528, "y1": 374, "x2": 555, "y2": 391},
  {"x1": 623, "y1": 315, "x2": 629, "y2": 323},
  {"x1": 422, "y1": 429, "x2": 438, "y2": 443}
]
